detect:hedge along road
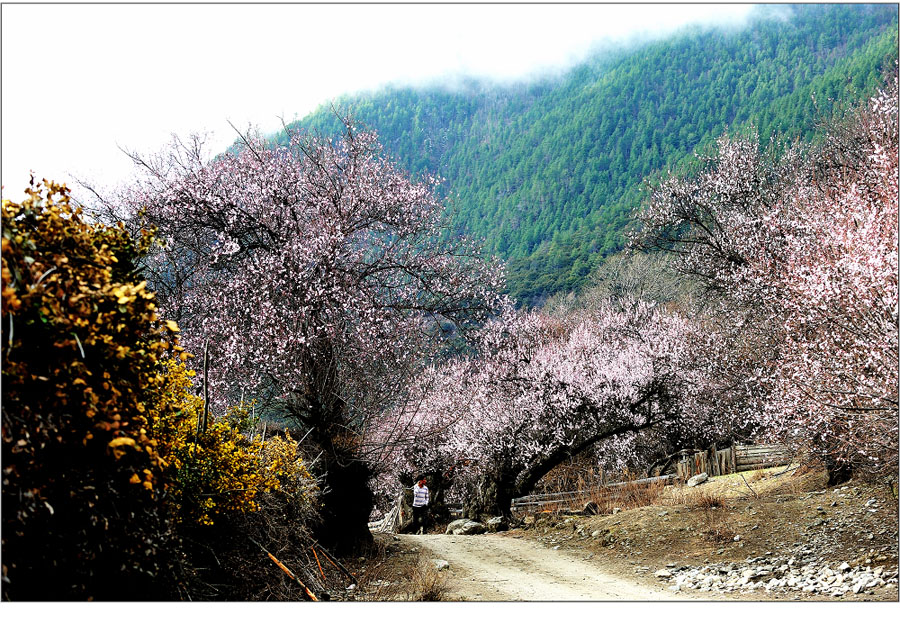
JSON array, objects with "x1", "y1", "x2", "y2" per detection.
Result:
[{"x1": 399, "y1": 533, "x2": 673, "y2": 601}]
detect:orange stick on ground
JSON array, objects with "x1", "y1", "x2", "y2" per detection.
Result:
[
  {"x1": 250, "y1": 538, "x2": 318, "y2": 601},
  {"x1": 311, "y1": 547, "x2": 326, "y2": 581},
  {"x1": 266, "y1": 552, "x2": 318, "y2": 601},
  {"x1": 311, "y1": 540, "x2": 359, "y2": 585}
]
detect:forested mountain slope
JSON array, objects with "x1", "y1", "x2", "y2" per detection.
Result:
[{"x1": 276, "y1": 4, "x2": 898, "y2": 304}]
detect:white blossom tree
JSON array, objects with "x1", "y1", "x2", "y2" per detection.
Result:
[
  {"x1": 632, "y1": 75, "x2": 898, "y2": 484},
  {"x1": 374, "y1": 298, "x2": 714, "y2": 519},
  {"x1": 126, "y1": 122, "x2": 507, "y2": 551}
]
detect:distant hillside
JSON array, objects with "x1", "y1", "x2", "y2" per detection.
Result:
[{"x1": 276, "y1": 4, "x2": 898, "y2": 305}]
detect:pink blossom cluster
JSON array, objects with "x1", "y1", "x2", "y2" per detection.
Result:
[
  {"x1": 126, "y1": 124, "x2": 507, "y2": 434},
  {"x1": 633, "y1": 76, "x2": 899, "y2": 477},
  {"x1": 370, "y1": 298, "x2": 713, "y2": 511}
]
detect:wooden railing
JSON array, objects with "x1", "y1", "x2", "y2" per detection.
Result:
[
  {"x1": 510, "y1": 443, "x2": 792, "y2": 511},
  {"x1": 510, "y1": 475, "x2": 673, "y2": 510},
  {"x1": 674, "y1": 443, "x2": 792, "y2": 480}
]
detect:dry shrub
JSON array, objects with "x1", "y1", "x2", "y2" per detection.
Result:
[
  {"x1": 355, "y1": 548, "x2": 450, "y2": 601},
  {"x1": 586, "y1": 477, "x2": 666, "y2": 513},
  {"x1": 525, "y1": 460, "x2": 671, "y2": 518},
  {"x1": 534, "y1": 455, "x2": 606, "y2": 496},
  {"x1": 690, "y1": 490, "x2": 725, "y2": 510},
  {"x1": 663, "y1": 484, "x2": 727, "y2": 509},
  {"x1": 680, "y1": 489, "x2": 735, "y2": 544},
  {"x1": 700, "y1": 505, "x2": 737, "y2": 543},
  {"x1": 407, "y1": 560, "x2": 451, "y2": 601},
  {"x1": 701, "y1": 522, "x2": 738, "y2": 544}
]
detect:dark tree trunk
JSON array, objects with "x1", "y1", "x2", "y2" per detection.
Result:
[
  {"x1": 462, "y1": 473, "x2": 516, "y2": 522},
  {"x1": 296, "y1": 377, "x2": 374, "y2": 556},
  {"x1": 824, "y1": 453, "x2": 853, "y2": 487},
  {"x1": 314, "y1": 456, "x2": 374, "y2": 556}
]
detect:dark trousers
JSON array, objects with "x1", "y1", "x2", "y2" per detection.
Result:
[{"x1": 412, "y1": 505, "x2": 428, "y2": 533}]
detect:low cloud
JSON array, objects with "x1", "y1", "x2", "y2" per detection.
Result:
[{"x1": 2, "y1": 4, "x2": 767, "y2": 198}]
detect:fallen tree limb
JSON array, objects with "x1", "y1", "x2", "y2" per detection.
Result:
[
  {"x1": 250, "y1": 538, "x2": 318, "y2": 601},
  {"x1": 311, "y1": 547, "x2": 326, "y2": 581},
  {"x1": 311, "y1": 540, "x2": 359, "y2": 585}
]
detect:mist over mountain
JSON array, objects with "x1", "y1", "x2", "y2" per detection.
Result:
[{"x1": 276, "y1": 4, "x2": 898, "y2": 305}]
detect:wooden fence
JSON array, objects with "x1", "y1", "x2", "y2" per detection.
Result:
[
  {"x1": 510, "y1": 475, "x2": 673, "y2": 510},
  {"x1": 510, "y1": 443, "x2": 793, "y2": 510},
  {"x1": 674, "y1": 443, "x2": 792, "y2": 480}
]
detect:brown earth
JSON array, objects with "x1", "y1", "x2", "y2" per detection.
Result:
[
  {"x1": 346, "y1": 465, "x2": 899, "y2": 601},
  {"x1": 392, "y1": 532, "x2": 671, "y2": 600},
  {"x1": 512, "y1": 465, "x2": 899, "y2": 601}
]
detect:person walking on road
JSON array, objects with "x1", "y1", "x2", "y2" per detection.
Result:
[{"x1": 412, "y1": 477, "x2": 430, "y2": 535}]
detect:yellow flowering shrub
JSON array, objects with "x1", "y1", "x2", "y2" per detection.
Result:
[
  {"x1": 260, "y1": 431, "x2": 318, "y2": 502},
  {"x1": 149, "y1": 364, "x2": 277, "y2": 526},
  {"x1": 1, "y1": 180, "x2": 181, "y2": 599},
  {"x1": 1, "y1": 180, "x2": 318, "y2": 598},
  {"x1": 146, "y1": 359, "x2": 317, "y2": 527}
]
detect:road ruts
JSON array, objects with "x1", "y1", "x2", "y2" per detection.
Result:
[{"x1": 400, "y1": 533, "x2": 674, "y2": 601}]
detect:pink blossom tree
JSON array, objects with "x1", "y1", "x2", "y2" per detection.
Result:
[
  {"x1": 125, "y1": 122, "x2": 506, "y2": 551},
  {"x1": 377, "y1": 298, "x2": 715, "y2": 519},
  {"x1": 761, "y1": 81, "x2": 898, "y2": 482},
  {"x1": 632, "y1": 75, "x2": 898, "y2": 484}
]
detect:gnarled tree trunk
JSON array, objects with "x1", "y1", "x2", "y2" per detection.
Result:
[
  {"x1": 315, "y1": 455, "x2": 374, "y2": 555},
  {"x1": 462, "y1": 473, "x2": 516, "y2": 522}
]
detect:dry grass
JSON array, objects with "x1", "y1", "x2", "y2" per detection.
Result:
[
  {"x1": 371, "y1": 558, "x2": 450, "y2": 601},
  {"x1": 594, "y1": 478, "x2": 667, "y2": 513},
  {"x1": 353, "y1": 542, "x2": 450, "y2": 602},
  {"x1": 535, "y1": 457, "x2": 608, "y2": 494},
  {"x1": 526, "y1": 463, "x2": 668, "y2": 515},
  {"x1": 406, "y1": 560, "x2": 451, "y2": 601},
  {"x1": 690, "y1": 490, "x2": 726, "y2": 509},
  {"x1": 692, "y1": 491, "x2": 735, "y2": 543},
  {"x1": 747, "y1": 469, "x2": 767, "y2": 482},
  {"x1": 527, "y1": 478, "x2": 666, "y2": 516},
  {"x1": 529, "y1": 455, "x2": 816, "y2": 517},
  {"x1": 700, "y1": 520, "x2": 738, "y2": 544},
  {"x1": 663, "y1": 485, "x2": 726, "y2": 509},
  {"x1": 521, "y1": 462, "x2": 818, "y2": 557}
]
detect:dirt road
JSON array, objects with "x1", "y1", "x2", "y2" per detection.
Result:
[{"x1": 399, "y1": 533, "x2": 674, "y2": 601}]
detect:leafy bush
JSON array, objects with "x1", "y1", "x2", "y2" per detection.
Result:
[
  {"x1": 148, "y1": 361, "x2": 273, "y2": 527},
  {"x1": 1, "y1": 180, "x2": 321, "y2": 600},
  {"x1": 1, "y1": 180, "x2": 181, "y2": 599},
  {"x1": 146, "y1": 362, "x2": 318, "y2": 529}
]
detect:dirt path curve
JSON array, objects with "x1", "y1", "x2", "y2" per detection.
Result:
[{"x1": 399, "y1": 533, "x2": 673, "y2": 601}]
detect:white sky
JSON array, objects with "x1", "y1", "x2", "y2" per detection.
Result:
[{"x1": 1, "y1": 2, "x2": 757, "y2": 202}]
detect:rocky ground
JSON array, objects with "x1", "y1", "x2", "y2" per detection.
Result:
[
  {"x1": 352, "y1": 464, "x2": 898, "y2": 601},
  {"x1": 516, "y1": 465, "x2": 899, "y2": 600}
]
